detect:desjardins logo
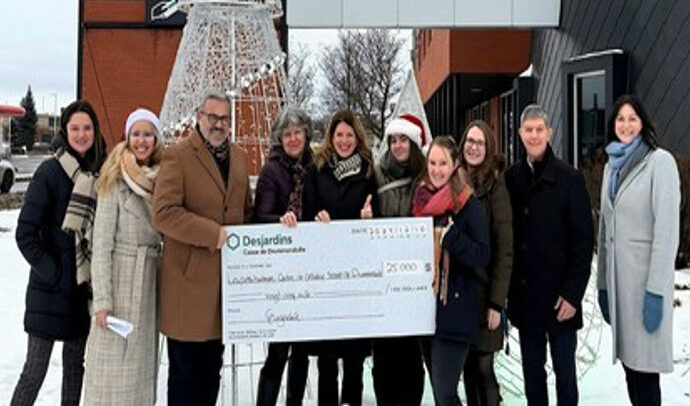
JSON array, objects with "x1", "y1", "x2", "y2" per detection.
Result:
[
  {"x1": 226, "y1": 232, "x2": 293, "y2": 250},
  {"x1": 226, "y1": 233, "x2": 241, "y2": 250}
]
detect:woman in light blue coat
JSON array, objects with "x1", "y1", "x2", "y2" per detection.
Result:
[{"x1": 597, "y1": 95, "x2": 680, "y2": 406}]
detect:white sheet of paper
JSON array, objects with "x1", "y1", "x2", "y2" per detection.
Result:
[
  {"x1": 106, "y1": 315, "x2": 134, "y2": 339},
  {"x1": 221, "y1": 217, "x2": 436, "y2": 344}
]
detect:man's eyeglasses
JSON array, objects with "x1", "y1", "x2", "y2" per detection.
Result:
[{"x1": 199, "y1": 111, "x2": 231, "y2": 127}]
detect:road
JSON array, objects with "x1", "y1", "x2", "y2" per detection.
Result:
[{"x1": 8, "y1": 153, "x2": 51, "y2": 194}]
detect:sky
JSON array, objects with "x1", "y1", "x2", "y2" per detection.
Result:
[
  {"x1": 0, "y1": 0, "x2": 79, "y2": 114},
  {"x1": 0, "y1": 1, "x2": 411, "y2": 116}
]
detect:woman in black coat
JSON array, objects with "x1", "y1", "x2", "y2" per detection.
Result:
[
  {"x1": 254, "y1": 106, "x2": 313, "y2": 406},
  {"x1": 412, "y1": 136, "x2": 490, "y2": 406},
  {"x1": 10, "y1": 100, "x2": 107, "y2": 406},
  {"x1": 302, "y1": 109, "x2": 379, "y2": 406}
]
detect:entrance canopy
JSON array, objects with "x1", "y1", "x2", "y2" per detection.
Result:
[
  {"x1": 287, "y1": 0, "x2": 560, "y2": 28},
  {"x1": 0, "y1": 105, "x2": 26, "y2": 117}
]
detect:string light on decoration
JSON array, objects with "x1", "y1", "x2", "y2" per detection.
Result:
[{"x1": 158, "y1": 0, "x2": 289, "y2": 173}]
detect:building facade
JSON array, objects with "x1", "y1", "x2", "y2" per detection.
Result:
[{"x1": 415, "y1": 0, "x2": 690, "y2": 167}]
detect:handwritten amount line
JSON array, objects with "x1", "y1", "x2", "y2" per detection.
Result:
[{"x1": 225, "y1": 290, "x2": 384, "y2": 303}]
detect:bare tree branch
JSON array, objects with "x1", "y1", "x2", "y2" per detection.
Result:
[
  {"x1": 288, "y1": 44, "x2": 315, "y2": 110},
  {"x1": 318, "y1": 29, "x2": 405, "y2": 141}
]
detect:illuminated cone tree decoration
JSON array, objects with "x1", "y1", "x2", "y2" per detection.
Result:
[{"x1": 159, "y1": 0, "x2": 287, "y2": 173}]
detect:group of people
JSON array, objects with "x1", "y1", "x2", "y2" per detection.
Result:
[{"x1": 9, "y1": 92, "x2": 680, "y2": 406}]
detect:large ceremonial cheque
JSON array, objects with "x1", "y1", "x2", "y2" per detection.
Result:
[{"x1": 221, "y1": 217, "x2": 436, "y2": 344}]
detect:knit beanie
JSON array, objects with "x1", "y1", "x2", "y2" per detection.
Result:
[{"x1": 125, "y1": 108, "x2": 161, "y2": 142}]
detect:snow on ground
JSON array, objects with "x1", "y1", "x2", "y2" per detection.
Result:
[{"x1": 0, "y1": 208, "x2": 688, "y2": 404}]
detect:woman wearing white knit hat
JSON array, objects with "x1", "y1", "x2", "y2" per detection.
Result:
[
  {"x1": 369, "y1": 113, "x2": 427, "y2": 405},
  {"x1": 83, "y1": 107, "x2": 164, "y2": 405}
]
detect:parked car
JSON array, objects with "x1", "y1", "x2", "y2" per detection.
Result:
[{"x1": 0, "y1": 159, "x2": 16, "y2": 193}]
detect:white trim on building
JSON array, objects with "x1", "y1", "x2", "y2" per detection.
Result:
[{"x1": 287, "y1": 0, "x2": 560, "y2": 28}]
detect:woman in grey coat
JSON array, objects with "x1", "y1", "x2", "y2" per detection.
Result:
[
  {"x1": 597, "y1": 95, "x2": 680, "y2": 406},
  {"x1": 83, "y1": 108, "x2": 163, "y2": 405}
]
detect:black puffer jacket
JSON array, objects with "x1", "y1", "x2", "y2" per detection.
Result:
[{"x1": 16, "y1": 145, "x2": 91, "y2": 340}]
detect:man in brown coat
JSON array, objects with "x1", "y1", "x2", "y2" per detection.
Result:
[{"x1": 153, "y1": 92, "x2": 252, "y2": 405}]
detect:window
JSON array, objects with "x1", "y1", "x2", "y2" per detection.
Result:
[
  {"x1": 500, "y1": 90, "x2": 517, "y2": 165},
  {"x1": 498, "y1": 77, "x2": 533, "y2": 166},
  {"x1": 562, "y1": 50, "x2": 628, "y2": 168},
  {"x1": 468, "y1": 101, "x2": 491, "y2": 123},
  {"x1": 573, "y1": 71, "x2": 606, "y2": 167}
]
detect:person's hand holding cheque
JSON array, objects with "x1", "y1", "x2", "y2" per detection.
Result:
[
  {"x1": 315, "y1": 210, "x2": 331, "y2": 223},
  {"x1": 280, "y1": 210, "x2": 298, "y2": 227}
]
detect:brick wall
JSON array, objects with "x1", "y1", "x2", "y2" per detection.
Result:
[
  {"x1": 80, "y1": 0, "x2": 285, "y2": 175},
  {"x1": 82, "y1": 28, "x2": 181, "y2": 147}
]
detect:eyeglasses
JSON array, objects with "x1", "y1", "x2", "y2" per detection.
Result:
[
  {"x1": 199, "y1": 111, "x2": 231, "y2": 127},
  {"x1": 465, "y1": 138, "x2": 486, "y2": 149}
]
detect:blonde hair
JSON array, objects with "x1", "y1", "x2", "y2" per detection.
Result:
[
  {"x1": 95, "y1": 133, "x2": 163, "y2": 196},
  {"x1": 418, "y1": 135, "x2": 473, "y2": 211},
  {"x1": 314, "y1": 109, "x2": 373, "y2": 172}
]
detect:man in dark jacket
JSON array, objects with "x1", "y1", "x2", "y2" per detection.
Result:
[{"x1": 505, "y1": 104, "x2": 593, "y2": 406}]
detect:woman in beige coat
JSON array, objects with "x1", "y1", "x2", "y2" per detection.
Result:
[{"x1": 83, "y1": 108, "x2": 163, "y2": 405}]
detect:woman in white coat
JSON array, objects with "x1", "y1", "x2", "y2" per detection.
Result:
[
  {"x1": 83, "y1": 108, "x2": 163, "y2": 405},
  {"x1": 597, "y1": 95, "x2": 680, "y2": 406}
]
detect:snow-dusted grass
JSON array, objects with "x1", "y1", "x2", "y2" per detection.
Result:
[{"x1": 0, "y1": 208, "x2": 688, "y2": 404}]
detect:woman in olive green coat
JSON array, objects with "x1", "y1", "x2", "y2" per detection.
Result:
[
  {"x1": 459, "y1": 120, "x2": 513, "y2": 406},
  {"x1": 371, "y1": 113, "x2": 428, "y2": 405}
]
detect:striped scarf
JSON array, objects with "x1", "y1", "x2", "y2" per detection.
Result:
[
  {"x1": 57, "y1": 149, "x2": 98, "y2": 285},
  {"x1": 121, "y1": 148, "x2": 159, "y2": 214}
]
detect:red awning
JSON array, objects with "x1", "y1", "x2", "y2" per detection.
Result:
[{"x1": 0, "y1": 105, "x2": 26, "y2": 117}]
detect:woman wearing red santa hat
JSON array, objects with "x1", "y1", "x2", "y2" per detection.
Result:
[{"x1": 368, "y1": 113, "x2": 427, "y2": 405}]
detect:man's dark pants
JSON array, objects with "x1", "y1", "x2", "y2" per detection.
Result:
[
  {"x1": 519, "y1": 328, "x2": 578, "y2": 406},
  {"x1": 167, "y1": 337, "x2": 224, "y2": 406}
]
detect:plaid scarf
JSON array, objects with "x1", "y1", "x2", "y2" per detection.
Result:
[
  {"x1": 412, "y1": 182, "x2": 472, "y2": 305},
  {"x1": 330, "y1": 152, "x2": 362, "y2": 181},
  {"x1": 56, "y1": 149, "x2": 98, "y2": 285},
  {"x1": 121, "y1": 148, "x2": 159, "y2": 215}
]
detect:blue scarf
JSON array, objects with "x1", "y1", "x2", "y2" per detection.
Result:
[{"x1": 605, "y1": 135, "x2": 642, "y2": 202}]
